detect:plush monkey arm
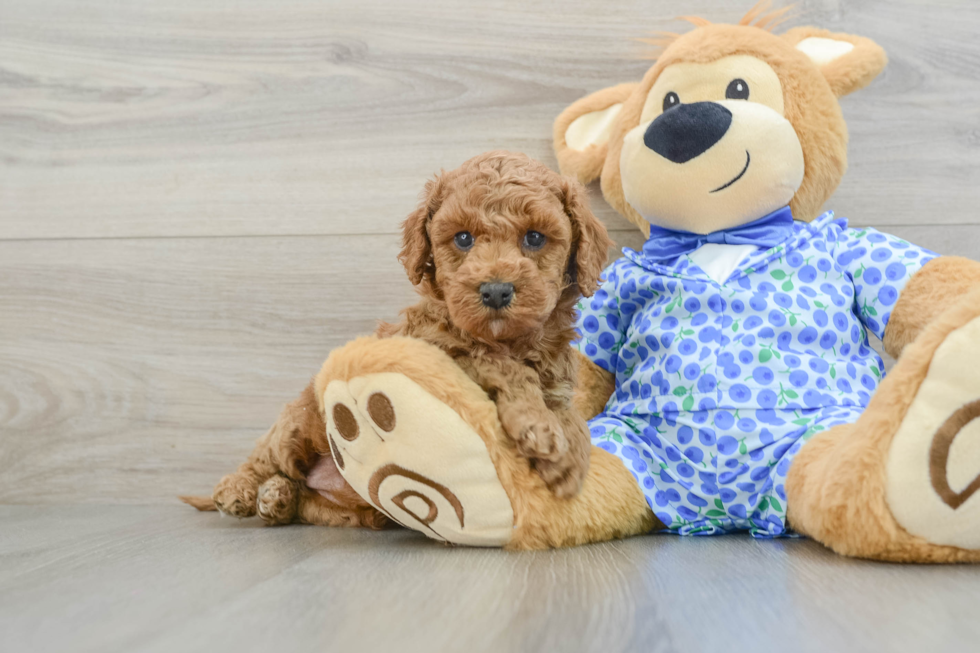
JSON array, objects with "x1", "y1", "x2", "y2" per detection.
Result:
[
  {"x1": 572, "y1": 349, "x2": 615, "y2": 420},
  {"x1": 883, "y1": 256, "x2": 980, "y2": 359}
]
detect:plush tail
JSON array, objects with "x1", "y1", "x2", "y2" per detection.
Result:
[{"x1": 179, "y1": 495, "x2": 217, "y2": 511}]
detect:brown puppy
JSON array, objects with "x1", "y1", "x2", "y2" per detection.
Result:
[{"x1": 182, "y1": 151, "x2": 612, "y2": 526}]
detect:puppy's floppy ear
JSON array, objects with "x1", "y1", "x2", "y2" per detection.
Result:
[
  {"x1": 399, "y1": 174, "x2": 445, "y2": 285},
  {"x1": 553, "y1": 83, "x2": 637, "y2": 185},
  {"x1": 782, "y1": 27, "x2": 887, "y2": 98},
  {"x1": 558, "y1": 176, "x2": 612, "y2": 297}
]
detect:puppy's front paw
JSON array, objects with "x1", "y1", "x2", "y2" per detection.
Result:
[
  {"x1": 257, "y1": 475, "x2": 299, "y2": 525},
  {"x1": 504, "y1": 408, "x2": 592, "y2": 498},
  {"x1": 213, "y1": 472, "x2": 258, "y2": 518},
  {"x1": 533, "y1": 440, "x2": 589, "y2": 499},
  {"x1": 501, "y1": 407, "x2": 568, "y2": 462}
]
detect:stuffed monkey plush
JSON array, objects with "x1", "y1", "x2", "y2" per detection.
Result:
[{"x1": 548, "y1": 4, "x2": 980, "y2": 561}]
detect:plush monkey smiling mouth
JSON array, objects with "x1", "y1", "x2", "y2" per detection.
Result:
[
  {"x1": 710, "y1": 150, "x2": 751, "y2": 193},
  {"x1": 611, "y1": 54, "x2": 809, "y2": 234}
]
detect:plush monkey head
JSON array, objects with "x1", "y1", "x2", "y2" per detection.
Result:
[{"x1": 553, "y1": 3, "x2": 888, "y2": 236}]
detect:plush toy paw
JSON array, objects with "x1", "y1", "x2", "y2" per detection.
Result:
[
  {"x1": 887, "y1": 303, "x2": 980, "y2": 551},
  {"x1": 212, "y1": 471, "x2": 259, "y2": 518},
  {"x1": 322, "y1": 372, "x2": 515, "y2": 546},
  {"x1": 256, "y1": 474, "x2": 299, "y2": 525}
]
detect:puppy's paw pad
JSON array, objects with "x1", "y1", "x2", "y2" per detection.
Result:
[
  {"x1": 256, "y1": 475, "x2": 298, "y2": 525},
  {"x1": 213, "y1": 473, "x2": 258, "y2": 518},
  {"x1": 508, "y1": 413, "x2": 568, "y2": 461}
]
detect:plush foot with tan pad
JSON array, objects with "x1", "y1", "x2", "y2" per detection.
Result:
[
  {"x1": 787, "y1": 288, "x2": 980, "y2": 562},
  {"x1": 324, "y1": 371, "x2": 516, "y2": 546},
  {"x1": 313, "y1": 336, "x2": 657, "y2": 550}
]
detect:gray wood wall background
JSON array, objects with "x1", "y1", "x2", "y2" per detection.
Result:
[{"x1": 2, "y1": 0, "x2": 979, "y2": 506}]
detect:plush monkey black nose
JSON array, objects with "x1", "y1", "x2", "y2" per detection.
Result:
[
  {"x1": 643, "y1": 102, "x2": 732, "y2": 164},
  {"x1": 480, "y1": 282, "x2": 514, "y2": 309}
]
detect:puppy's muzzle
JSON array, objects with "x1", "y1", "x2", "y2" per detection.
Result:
[
  {"x1": 480, "y1": 282, "x2": 514, "y2": 310},
  {"x1": 644, "y1": 102, "x2": 732, "y2": 163}
]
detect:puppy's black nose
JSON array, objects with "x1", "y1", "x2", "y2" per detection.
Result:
[
  {"x1": 480, "y1": 282, "x2": 514, "y2": 309},
  {"x1": 643, "y1": 101, "x2": 732, "y2": 164}
]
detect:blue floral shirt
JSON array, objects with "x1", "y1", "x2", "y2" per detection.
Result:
[{"x1": 574, "y1": 212, "x2": 936, "y2": 537}]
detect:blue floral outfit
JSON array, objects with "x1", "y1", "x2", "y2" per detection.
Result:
[{"x1": 574, "y1": 210, "x2": 936, "y2": 537}]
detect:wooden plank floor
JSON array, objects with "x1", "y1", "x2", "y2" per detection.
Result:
[
  {"x1": 2, "y1": 505, "x2": 980, "y2": 653},
  {"x1": 2, "y1": 1, "x2": 980, "y2": 651}
]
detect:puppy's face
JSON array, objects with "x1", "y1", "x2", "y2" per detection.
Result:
[
  {"x1": 428, "y1": 190, "x2": 572, "y2": 341},
  {"x1": 399, "y1": 152, "x2": 611, "y2": 344}
]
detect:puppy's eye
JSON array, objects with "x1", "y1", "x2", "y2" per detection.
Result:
[
  {"x1": 725, "y1": 78, "x2": 749, "y2": 100},
  {"x1": 453, "y1": 231, "x2": 474, "y2": 251},
  {"x1": 662, "y1": 91, "x2": 680, "y2": 112},
  {"x1": 522, "y1": 230, "x2": 546, "y2": 251}
]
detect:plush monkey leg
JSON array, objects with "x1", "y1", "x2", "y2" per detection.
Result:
[
  {"x1": 786, "y1": 286, "x2": 980, "y2": 562},
  {"x1": 313, "y1": 335, "x2": 656, "y2": 550}
]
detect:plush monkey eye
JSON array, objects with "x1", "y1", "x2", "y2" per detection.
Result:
[
  {"x1": 725, "y1": 78, "x2": 750, "y2": 100},
  {"x1": 522, "y1": 230, "x2": 546, "y2": 250},
  {"x1": 453, "y1": 231, "x2": 474, "y2": 251},
  {"x1": 662, "y1": 91, "x2": 680, "y2": 112}
]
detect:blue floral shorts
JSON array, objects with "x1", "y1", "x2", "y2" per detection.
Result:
[{"x1": 590, "y1": 405, "x2": 861, "y2": 537}]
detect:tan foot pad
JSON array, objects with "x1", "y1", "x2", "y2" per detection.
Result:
[
  {"x1": 323, "y1": 373, "x2": 514, "y2": 546},
  {"x1": 887, "y1": 315, "x2": 980, "y2": 549}
]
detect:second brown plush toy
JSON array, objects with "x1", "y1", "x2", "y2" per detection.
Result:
[{"x1": 549, "y1": 3, "x2": 980, "y2": 560}]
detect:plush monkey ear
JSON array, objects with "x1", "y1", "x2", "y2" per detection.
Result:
[
  {"x1": 558, "y1": 176, "x2": 613, "y2": 297},
  {"x1": 553, "y1": 82, "x2": 637, "y2": 185},
  {"x1": 782, "y1": 27, "x2": 887, "y2": 97},
  {"x1": 398, "y1": 174, "x2": 444, "y2": 285}
]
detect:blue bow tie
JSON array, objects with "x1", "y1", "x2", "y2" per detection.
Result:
[{"x1": 641, "y1": 206, "x2": 796, "y2": 263}]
